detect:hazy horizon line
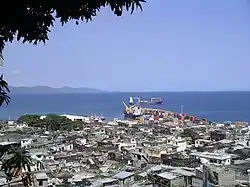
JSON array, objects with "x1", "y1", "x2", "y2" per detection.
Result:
[{"x1": 9, "y1": 85, "x2": 250, "y2": 92}]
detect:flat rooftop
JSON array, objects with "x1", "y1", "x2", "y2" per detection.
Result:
[
  {"x1": 190, "y1": 151, "x2": 231, "y2": 160},
  {"x1": 0, "y1": 141, "x2": 18, "y2": 146}
]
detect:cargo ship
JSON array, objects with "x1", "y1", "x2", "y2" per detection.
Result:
[
  {"x1": 150, "y1": 97, "x2": 163, "y2": 104},
  {"x1": 128, "y1": 97, "x2": 163, "y2": 105}
]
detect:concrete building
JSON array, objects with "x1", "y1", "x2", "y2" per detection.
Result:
[{"x1": 190, "y1": 151, "x2": 231, "y2": 166}]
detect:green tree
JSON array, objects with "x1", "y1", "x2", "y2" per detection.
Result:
[
  {"x1": 18, "y1": 113, "x2": 84, "y2": 131},
  {"x1": 18, "y1": 114, "x2": 42, "y2": 126},
  {"x1": 72, "y1": 120, "x2": 86, "y2": 131},
  {"x1": 0, "y1": 53, "x2": 10, "y2": 106},
  {"x1": 180, "y1": 128, "x2": 200, "y2": 144},
  {"x1": 0, "y1": 74, "x2": 10, "y2": 106},
  {"x1": 44, "y1": 114, "x2": 73, "y2": 131},
  {"x1": 0, "y1": 0, "x2": 146, "y2": 106}
]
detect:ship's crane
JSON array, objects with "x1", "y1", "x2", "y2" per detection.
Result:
[{"x1": 123, "y1": 99, "x2": 141, "y2": 113}]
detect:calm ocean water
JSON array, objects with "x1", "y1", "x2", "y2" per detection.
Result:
[{"x1": 0, "y1": 92, "x2": 249, "y2": 123}]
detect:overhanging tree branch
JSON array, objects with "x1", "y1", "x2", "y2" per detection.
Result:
[{"x1": 0, "y1": 0, "x2": 146, "y2": 53}]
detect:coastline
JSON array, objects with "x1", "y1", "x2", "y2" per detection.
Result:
[{"x1": 0, "y1": 92, "x2": 249, "y2": 123}]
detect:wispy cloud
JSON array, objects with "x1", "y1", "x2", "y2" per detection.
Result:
[
  {"x1": 11, "y1": 70, "x2": 21, "y2": 75},
  {"x1": 2, "y1": 69, "x2": 21, "y2": 75}
]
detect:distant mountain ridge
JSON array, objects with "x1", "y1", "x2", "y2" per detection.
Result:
[{"x1": 9, "y1": 86, "x2": 103, "y2": 94}]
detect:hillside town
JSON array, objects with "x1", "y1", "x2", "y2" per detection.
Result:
[{"x1": 0, "y1": 113, "x2": 249, "y2": 187}]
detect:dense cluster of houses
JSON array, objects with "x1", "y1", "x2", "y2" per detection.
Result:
[{"x1": 0, "y1": 114, "x2": 250, "y2": 186}]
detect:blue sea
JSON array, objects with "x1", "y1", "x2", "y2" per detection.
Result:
[{"x1": 0, "y1": 92, "x2": 249, "y2": 123}]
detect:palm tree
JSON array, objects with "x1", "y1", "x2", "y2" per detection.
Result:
[
  {"x1": 0, "y1": 52, "x2": 3, "y2": 67},
  {"x1": 1, "y1": 149, "x2": 32, "y2": 187},
  {"x1": 0, "y1": 74, "x2": 10, "y2": 106},
  {"x1": 0, "y1": 52, "x2": 11, "y2": 106}
]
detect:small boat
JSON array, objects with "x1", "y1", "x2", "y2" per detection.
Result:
[{"x1": 100, "y1": 114, "x2": 105, "y2": 121}]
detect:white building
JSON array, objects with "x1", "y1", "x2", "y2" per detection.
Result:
[
  {"x1": 30, "y1": 151, "x2": 55, "y2": 162},
  {"x1": 21, "y1": 138, "x2": 33, "y2": 148},
  {"x1": 190, "y1": 151, "x2": 231, "y2": 166},
  {"x1": 60, "y1": 114, "x2": 87, "y2": 121},
  {"x1": 166, "y1": 136, "x2": 187, "y2": 152},
  {"x1": 51, "y1": 143, "x2": 74, "y2": 152},
  {"x1": 7, "y1": 120, "x2": 15, "y2": 125},
  {"x1": 195, "y1": 139, "x2": 212, "y2": 148},
  {"x1": 116, "y1": 138, "x2": 137, "y2": 151},
  {"x1": 16, "y1": 123, "x2": 28, "y2": 129},
  {"x1": 75, "y1": 138, "x2": 87, "y2": 145},
  {"x1": 40, "y1": 114, "x2": 88, "y2": 122}
]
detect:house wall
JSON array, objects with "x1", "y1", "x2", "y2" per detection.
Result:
[
  {"x1": 16, "y1": 123, "x2": 27, "y2": 128},
  {"x1": 218, "y1": 170, "x2": 235, "y2": 186},
  {"x1": 21, "y1": 139, "x2": 33, "y2": 148},
  {"x1": 51, "y1": 143, "x2": 74, "y2": 152},
  {"x1": 176, "y1": 141, "x2": 187, "y2": 152},
  {"x1": 148, "y1": 149, "x2": 166, "y2": 158},
  {"x1": 118, "y1": 176, "x2": 134, "y2": 187},
  {"x1": 118, "y1": 142, "x2": 136, "y2": 151},
  {"x1": 60, "y1": 114, "x2": 86, "y2": 121},
  {"x1": 199, "y1": 157, "x2": 231, "y2": 166},
  {"x1": 195, "y1": 140, "x2": 203, "y2": 148},
  {"x1": 203, "y1": 165, "x2": 235, "y2": 187},
  {"x1": 170, "y1": 177, "x2": 185, "y2": 187},
  {"x1": 131, "y1": 152, "x2": 148, "y2": 168},
  {"x1": 31, "y1": 153, "x2": 45, "y2": 161},
  {"x1": 167, "y1": 137, "x2": 187, "y2": 152},
  {"x1": 192, "y1": 177, "x2": 203, "y2": 187},
  {"x1": 78, "y1": 138, "x2": 87, "y2": 145},
  {"x1": 33, "y1": 179, "x2": 48, "y2": 187}
]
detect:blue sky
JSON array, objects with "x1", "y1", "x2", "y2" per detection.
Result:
[{"x1": 2, "y1": 0, "x2": 250, "y2": 91}]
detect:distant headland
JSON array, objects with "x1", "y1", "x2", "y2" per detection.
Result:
[{"x1": 8, "y1": 86, "x2": 103, "y2": 94}]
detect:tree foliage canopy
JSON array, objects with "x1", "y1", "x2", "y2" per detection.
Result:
[
  {"x1": 0, "y1": 0, "x2": 145, "y2": 53},
  {"x1": 18, "y1": 114, "x2": 85, "y2": 131},
  {"x1": 180, "y1": 128, "x2": 200, "y2": 144},
  {"x1": 0, "y1": 75, "x2": 10, "y2": 106}
]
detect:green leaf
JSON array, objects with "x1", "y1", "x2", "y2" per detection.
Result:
[{"x1": 0, "y1": 53, "x2": 3, "y2": 67}]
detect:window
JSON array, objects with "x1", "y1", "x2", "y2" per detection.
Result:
[
  {"x1": 137, "y1": 155, "x2": 141, "y2": 160},
  {"x1": 39, "y1": 180, "x2": 43, "y2": 186}
]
